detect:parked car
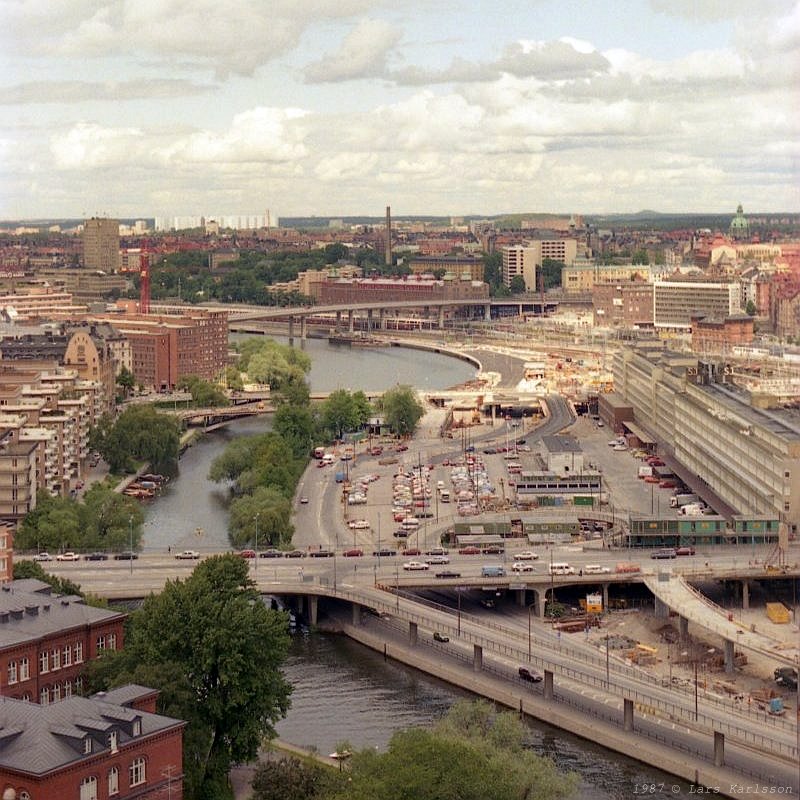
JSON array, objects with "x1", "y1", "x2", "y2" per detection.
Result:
[
  {"x1": 481, "y1": 545, "x2": 505, "y2": 555},
  {"x1": 84, "y1": 552, "x2": 109, "y2": 561},
  {"x1": 56, "y1": 552, "x2": 80, "y2": 562},
  {"x1": 518, "y1": 666, "x2": 543, "y2": 683},
  {"x1": 675, "y1": 546, "x2": 696, "y2": 556},
  {"x1": 512, "y1": 562, "x2": 535, "y2": 573},
  {"x1": 239, "y1": 549, "x2": 257, "y2": 559},
  {"x1": 114, "y1": 551, "x2": 139, "y2": 561},
  {"x1": 433, "y1": 631, "x2": 449, "y2": 643},
  {"x1": 650, "y1": 548, "x2": 677, "y2": 559},
  {"x1": 403, "y1": 560, "x2": 430, "y2": 571},
  {"x1": 299, "y1": 497, "x2": 309, "y2": 504},
  {"x1": 343, "y1": 548, "x2": 364, "y2": 557},
  {"x1": 774, "y1": 667, "x2": 798, "y2": 690},
  {"x1": 401, "y1": 548, "x2": 422, "y2": 557},
  {"x1": 458, "y1": 546, "x2": 481, "y2": 555},
  {"x1": 259, "y1": 549, "x2": 284, "y2": 558},
  {"x1": 309, "y1": 549, "x2": 335, "y2": 558},
  {"x1": 347, "y1": 519, "x2": 371, "y2": 530},
  {"x1": 372, "y1": 548, "x2": 397, "y2": 557},
  {"x1": 175, "y1": 550, "x2": 200, "y2": 560},
  {"x1": 33, "y1": 552, "x2": 53, "y2": 562},
  {"x1": 425, "y1": 546, "x2": 450, "y2": 556},
  {"x1": 285, "y1": 550, "x2": 307, "y2": 558}
]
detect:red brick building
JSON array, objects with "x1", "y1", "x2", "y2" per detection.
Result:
[
  {"x1": 690, "y1": 313, "x2": 755, "y2": 352},
  {"x1": 592, "y1": 281, "x2": 654, "y2": 328},
  {"x1": 0, "y1": 684, "x2": 184, "y2": 800},
  {"x1": 317, "y1": 275, "x2": 489, "y2": 305},
  {"x1": 0, "y1": 579, "x2": 126, "y2": 705}
]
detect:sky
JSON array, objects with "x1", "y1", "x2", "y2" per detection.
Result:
[{"x1": 2, "y1": 0, "x2": 799, "y2": 220}]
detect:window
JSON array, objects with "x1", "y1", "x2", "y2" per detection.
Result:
[
  {"x1": 52, "y1": 648, "x2": 61, "y2": 670},
  {"x1": 96, "y1": 635, "x2": 106, "y2": 652},
  {"x1": 52, "y1": 683, "x2": 61, "y2": 702},
  {"x1": 107, "y1": 633, "x2": 117, "y2": 651},
  {"x1": 20, "y1": 657, "x2": 29, "y2": 681},
  {"x1": 63, "y1": 645, "x2": 72, "y2": 666},
  {"x1": 132, "y1": 719, "x2": 141, "y2": 737},
  {"x1": 108, "y1": 766, "x2": 119, "y2": 796},
  {"x1": 84, "y1": 737, "x2": 92, "y2": 754},
  {"x1": 40, "y1": 687, "x2": 50, "y2": 704},
  {"x1": 75, "y1": 676, "x2": 84, "y2": 693},
  {"x1": 74, "y1": 642, "x2": 83, "y2": 663},
  {"x1": 80, "y1": 775, "x2": 97, "y2": 800},
  {"x1": 129, "y1": 757, "x2": 146, "y2": 787},
  {"x1": 7, "y1": 661, "x2": 17, "y2": 684},
  {"x1": 64, "y1": 681, "x2": 73, "y2": 698},
  {"x1": 39, "y1": 651, "x2": 49, "y2": 673},
  {"x1": 108, "y1": 730, "x2": 118, "y2": 752},
  {"x1": 19, "y1": 792, "x2": 30, "y2": 800}
]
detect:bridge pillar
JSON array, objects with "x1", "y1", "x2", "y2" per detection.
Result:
[
  {"x1": 714, "y1": 731, "x2": 725, "y2": 767},
  {"x1": 438, "y1": 306, "x2": 445, "y2": 329},
  {"x1": 741, "y1": 580, "x2": 750, "y2": 610},
  {"x1": 335, "y1": 310, "x2": 342, "y2": 330},
  {"x1": 724, "y1": 638, "x2": 735, "y2": 674},
  {"x1": 516, "y1": 589, "x2": 528, "y2": 607},
  {"x1": 623, "y1": 698, "x2": 634, "y2": 731},
  {"x1": 378, "y1": 308, "x2": 384, "y2": 330},
  {"x1": 653, "y1": 596, "x2": 670, "y2": 619},
  {"x1": 473, "y1": 644, "x2": 483, "y2": 671},
  {"x1": 543, "y1": 670, "x2": 554, "y2": 700},
  {"x1": 678, "y1": 615, "x2": 689, "y2": 641},
  {"x1": 352, "y1": 602, "x2": 361, "y2": 626},
  {"x1": 484, "y1": 303, "x2": 491, "y2": 320},
  {"x1": 348, "y1": 310, "x2": 354, "y2": 332},
  {"x1": 409, "y1": 621, "x2": 418, "y2": 646},
  {"x1": 307, "y1": 595, "x2": 318, "y2": 626},
  {"x1": 367, "y1": 308, "x2": 373, "y2": 332},
  {"x1": 602, "y1": 583, "x2": 609, "y2": 610},
  {"x1": 300, "y1": 316, "x2": 306, "y2": 340},
  {"x1": 288, "y1": 317, "x2": 294, "y2": 342}
]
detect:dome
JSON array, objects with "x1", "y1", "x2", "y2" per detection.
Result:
[{"x1": 729, "y1": 204, "x2": 749, "y2": 239}]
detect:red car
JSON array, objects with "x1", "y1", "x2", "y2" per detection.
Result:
[
  {"x1": 343, "y1": 548, "x2": 363, "y2": 557},
  {"x1": 676, "y1": 546, "x2": 696, "y2": 556},
  {"x1": 239, "y1": 549, "x2": 256, "y2": 559},
  {"x1": 402, "y1": 547, "x2": 422, "y2": 556},
  {"x1": 458, "y1": 546, "x2": 481, "y2": 555}
]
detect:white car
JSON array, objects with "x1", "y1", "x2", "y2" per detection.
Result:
[
  {"x1": 515, "y1": 550, "x2": 539, "y2": 561},
  {"x1": 56, "y1": 552, "x2": 80, "y2": 562},
  {"x1": 512, "y1": 562, "x2": 535, "y2": 572},
  {"x1": 425, "y1": 555, "x2": 450, "y2": 565},
  {"x1": 33, "y1": 552, "x2": 53, "y2": 562},
  {"x1": 347, "y1": 519, "x2": 370, "y2": 530},
  {"x1": 402, "y1": 561, "x2": 430, "y2": 571},
  {"x1": 175, "y1": 550, "x2": 200, "y2": 560}
]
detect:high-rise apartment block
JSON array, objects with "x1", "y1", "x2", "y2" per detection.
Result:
[
  {"x1": 502, "y1": 240, "x2": 578, "y2": 290},
  {"x1": 82, "y1": 218, "x2": 120, "y2": 272}
]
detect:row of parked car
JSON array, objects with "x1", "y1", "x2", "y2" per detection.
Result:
[{"x1": 33, "y1": 551, "x2": 138, "y2": 562}]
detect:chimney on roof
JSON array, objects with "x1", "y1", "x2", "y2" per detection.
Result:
[{"x1": 385, "y1": 206, "x2": 392, "y2": 267}]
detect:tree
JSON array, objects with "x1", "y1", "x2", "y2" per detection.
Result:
[
  {"x1": 115, "y1": 365, "x2": 135, "y2": 398},
  {"x1": 251, "y1": 756, "x2": 344, "y2": 800},
  {"x1": 177, "y1": 375, "x2": 229, "y2": 407},
  {"x1": 745, "y1": 299, "x2": 757, "y2": 316},
  {"x1": 325, "y1": 700, "x2": 578, "y2": 800},
  {"x1": 320, "y1": 389, "x2": 369, "y2": 440},
  {"x1": 79, "y1": 484, "x2": 143, "y2": 550},
  {"x1": 91, "y1": 405, "x2": 181, "y2": 474},
  {"x1": 274, "y1": 404, "x2": 317, "y2": 459},
  {"x1": 380, "y1": 385, "x2": 424, "y2": 437},
  {"x1": 509, "y1": 275, "x2": 527, "y2": 295},
  {"x1": 229, "y1": 486, "x2": 294, "y2": 548},
  {"x1": 539, "y1": 258, "x2": 565, "y2": 291},
  {"x1": 324, "y1": 243, "x2": 349, "y2": 264},
  {"x1": 14, "y1": 491, "x2": 81, "y2": 552},
  {"x1": 224, "y1": 365, "x2": 244, "y2": 391},
  {"x1": 84, "y1": 555, "x2": 292, "y2": 800}
]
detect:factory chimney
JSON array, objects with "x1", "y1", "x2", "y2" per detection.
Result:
[{"x1": 385, "y1": 205, "x2": 392, "y2": 266}]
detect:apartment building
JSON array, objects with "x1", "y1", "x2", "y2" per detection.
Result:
[
  {"x1": 82, "y1": 218, "x2": 120, "y2": 272},
  {"x1": 0, "y1": 287, "x2": 86, "y2": 323},
  {"x1": 316, "y1": 276, "x2": 489, "y2": 305},
  {"x1": 592, "y1": 282, "x2": 654, "y2": 328},
  {"x1": 690, "y1": 313, "x2": 755, "y2": 353},
  {"x1": 502, "y1": 239, "x2": 578, "y2": 290},
  {"x1": 0, "y1": 685, "x2": 184, "y2": 799},
  {"x1": 563, "y1": 261, "x2": 652, "y2": 295},
  {"x1": 0, "y1": 524, "x2": 11, "y2": 583},
  {"x1": 408, "y1": 256, "x2": 485, "y2": 281},
  {"x1": 653, "y1": 279, "x2": 741, "y2": 330},
  {"x1": 613, "y1": 343, "x2": 800, "y2": 532}
]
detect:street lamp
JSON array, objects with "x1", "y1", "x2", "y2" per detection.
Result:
[
  {"x1": 254, "y1": 513, "x2": 259, "y2": 574},
  {"x1": 128, "y1": 516, "x2": 133, "y2": 575}
]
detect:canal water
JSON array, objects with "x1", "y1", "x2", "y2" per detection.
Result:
[{"x1": 143, "y1": 337, "x2": 691, "y2": 797}]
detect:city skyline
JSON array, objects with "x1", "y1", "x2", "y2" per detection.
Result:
[{"x1": 2, "y1": 0, "x2": 799, "y2": 220}]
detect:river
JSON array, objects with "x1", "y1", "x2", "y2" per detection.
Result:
[{"x1": 143, "y1": 336, "x2": 691, "y2": 797}]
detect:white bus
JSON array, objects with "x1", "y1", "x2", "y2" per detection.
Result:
[{"x1": 549, "y1": 562, "x2": 575, "y2": 575}]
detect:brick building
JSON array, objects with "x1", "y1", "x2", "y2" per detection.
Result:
[
  {"x1": 690, "y1": 313, "x2": 755, "y2": 353},
  {"x1": 408, "y1": 255, "x2": 485, "y2": 282},
  {"x1": 0, "y1": 579, "x2": 126, "y2": 705},
  {"x1": 316, "y1": 276, "x2": 489, "y2": 305},
  {"x1": 0, "y1": 684, "x2": 184, "y2": 800},
  {"x1": 592, "y1": 282, "x2": 654, "y2": 328}
]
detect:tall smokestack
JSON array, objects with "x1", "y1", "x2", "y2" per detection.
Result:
[{"x1": 385, "y1": 205, "x2": 392, "y2": 266}]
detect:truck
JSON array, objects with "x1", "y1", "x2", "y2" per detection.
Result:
[
  {"x1": 670, "y1": 493, "x2": 699, "y2": 508},
  {"x1": 680, "y1": 503, "x2": 706, "y2": 516},
  {"x1": 638, "y1": 465, "x2": 653, "y2": 479}
]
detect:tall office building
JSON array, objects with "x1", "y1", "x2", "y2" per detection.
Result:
[{"x1": 82, "y1": 218, "x2": 120, "y2": 272}]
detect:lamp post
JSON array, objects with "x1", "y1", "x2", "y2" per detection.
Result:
[
  {"x1": 606, "y1": 632, "x2": 610, "y2": 687},
  {"x1": 527, "y1": 604, "x2": 532, "y2": 660},
  {"x1": 128, "y1": 516, "x2": 133, "y2": 575},
  {"x1": 254, "y1": 513, "x2": 259, "y2": 574}
]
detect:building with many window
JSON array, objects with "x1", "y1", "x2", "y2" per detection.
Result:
[
  {"x1": 502, "y1": 240, "x2": 579, "y2": 290},
  {"x1": 0, "y1": 684, "x2": 184, "y2": 800},
  {"x1": 592, "y1": 281, "x2": 654, "y2": 328},
  {"x1": 653, "y1": 279, "x2": 741, "y2": 330},
  {"x1": 82, "y1": 218, "x2": 120, "y2": 273}
]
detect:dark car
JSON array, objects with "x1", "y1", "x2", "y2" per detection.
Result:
[
  {"x1": 435, "y1": 570, "x2": 462, "y2": 579},
  {"x1": 650, "y1": 548, "x2": 677, "y2": 559},
  {"x1": 259, "y1": 549, "x2": 284, "y2": 558},
  {"x1": 774, "y1": 667, "x2": 798, "y2": 690},
  {"x1": 675, "y1": 546, "x2": 696, "y2": 556},
  {"x1": 482, "y1": 545, "x2": 505, "y2": 555},
  {"x1": 433, "y1": 631, "x2": 449, "y2": 643},
  {"x1": 84, "y1": 552, "x2": 109, "y2": 561},
  {"x1": 309, "y1": 549, "x2": 335, "y2": 558},
  {"x1": 518, "y1": 666, "x2": 543, "y2": 683},
  {"x1": 458, "y1": 546, "x2": 481, "y2": 555},
  {"x1": 285, "y1": 550, "x2": 307, "y2": 558},
  {"x1": 372, "y1": 548, "x2": 397, "y2": 557},
  {"x1": 114, "y1": 551, "x2": 138, "y2": 561}
]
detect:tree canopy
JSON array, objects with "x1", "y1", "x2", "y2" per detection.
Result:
[
  {"x1": 379, "y1": 385, "x2": 424, "y2": 437},
  {"x1": 85, "y1": 555, "x2": 292, "y2": 800},
  {"x1": 89, "y1": 406, "x2": 181, "y2": 474},
  {"x1": 177, "y1": 375, "x2": 229, "y2": 407},
  {"x1": 320, "y1": 389, "x2": 371, "y2": 440}
]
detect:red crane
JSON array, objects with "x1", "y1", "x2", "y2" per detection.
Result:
[{"x1": 139, "y1": 250, "x2": 151, "y2": 314}]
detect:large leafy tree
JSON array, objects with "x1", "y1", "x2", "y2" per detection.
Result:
[
  {"x1": 177, "y1": 375, "x2": 229, "y2": 407},
  {"x1": 229, "y1": 486, "x2": 294, "y2": 548},
  {"x1": 15, "y1": 491, "x2": 81, "y2": 552},
  {"x1": 78, "y1": 484, "x2": 143, "y2": 550},
  {"x1": 273, "y1": 404, "x2": 318, "y2": 459},
  {"x1": 84, "y1": 555, "x2": 292, "y2": 800},
  {"x1": 380, "y1": 385, "x2": 424, "y2": 437},
  {"x1": 90, "y1": 406, "x2": 181, "y2": 474},
  {"x1": 320, "y1": 389, "x2": 371, "y2": 439},
  {"x1": 325, "y1": 700, "x2": 577, "y2": 800},
  {"x1": 251, "y1": 756, "x2": 344, "y2": 800}
]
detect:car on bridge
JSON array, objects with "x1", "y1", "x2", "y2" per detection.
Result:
[
  {"x1": 514, "y1": 550, "x2": 539, "y2": 560},
  {"x1": 372, "y1": 548, "x2": 397, "y2": 557},
  {"x1": 114, "y1": 551, "x2": 139, "y2": 561},
  {"x1": 424, "y1": 546, "x2": 449, "y2": 556},
  {"x1": 402, "y1": 561, "x2": 429, "y2": 571},
  {"x1": 56, "y1": 552, "x2": 80, "y2": 561},
  {"x1": 433, "y1": 631, "x2": 449, "y2": 643},
  {"x1": 512, "y1": 562, "x2": 535, "y2": 573},
  {"x1": 650, "y1": 548, "x2": 677, "y2": 559},
  {"x1": 675, "y1": 546, "x2": 696, "y2": 556},
  {"x1": 402, "y1": 548, "x2": 422, "y2": 557},
  {"x1": 518, "y1": 666, "x2": 543, "y2": 683},
  {"x1": 259, "y1": 549, "x2": 284, "y2": 558},
  {"x1": 309, "y1": 549, "x2": 335, "y2": 558},
  {"x1": 84, "y1": 552, "x2": 109, "y2": 561},
  {"x1": 425, "y1": 554, "x2": 450, "y2": 565},
  {"x1": 175, "y1": 550, "x2": 200, "y2": 560},
  {"x1": 285, "y1": 550, "x2": 307, "y2": 558},
  {"x1": 435, "y1": 570, "x2": 461, "y2": 579},
  {"x1": 458, "y1": 546, "x2": 481, "y2": 555}
]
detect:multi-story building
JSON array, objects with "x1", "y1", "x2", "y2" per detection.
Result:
[
  {"x1": 653, "y1": 279, "x2": 741, "y2": 331},
  {"x1": 563, "y1": 261, "x2": 652, "y2": 295},
  {"x1": 613, "y1": 343, "x2": 800, "y2": 532},
  {"x1": 592, "y1": 281, "x2": 654, "y2": 328},
  {"x1": 0, "y1": 524, "x2": 11, "y2": 583},
  {"x1": 0, "y1": 578, "x2": 126, "y2": 703},
  {"x1": 502, "y1": 239, "x2": 579, "y2": 290},
  {"x1": 690, "y1": 313, "x2": 755, "y2": 353},
  {"x1": 82, "y1": 218, "x2": 120, "y2": 272},
  {"x1": 0, "y1": 684, "x2": 184, "y2": 799},
  {"x1": 0, "y1": 426, "x2": 38, "y2": 523},
  {"x1": 36, "y1": 269, "x2": 128, "y2": 303},
  {"x1": 316, "y1": 276, "x2": 489, "y2": 306},
  {"x1": 0, "y1": 287, "x2": 86, "y2": 323},
  {"x1": 408, "y1": 256, "x2": 485, "y2": 282}
]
